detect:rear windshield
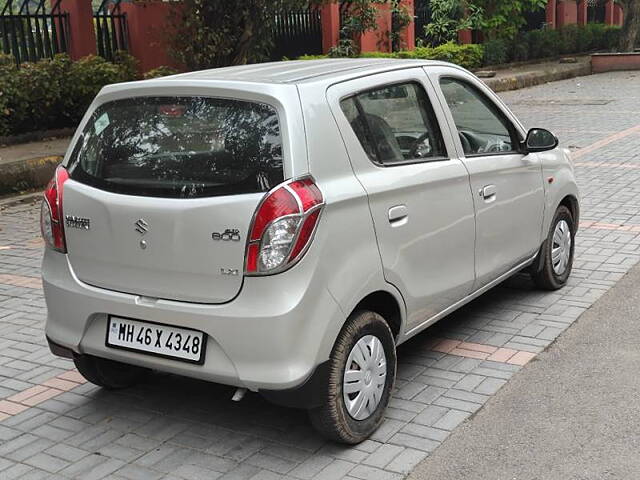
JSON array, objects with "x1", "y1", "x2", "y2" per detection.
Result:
[{"x1": 67, "y1": 96, "x2": 284, "y2": 198}]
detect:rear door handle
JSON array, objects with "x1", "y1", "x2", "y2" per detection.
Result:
[
  {"x1": 480, "y1": 185, "x2": 497, "y2": 202},
  {"x1": 388, "y1": 205, "x2": 408, "y2": 227}
]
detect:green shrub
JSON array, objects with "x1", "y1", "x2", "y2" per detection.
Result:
[
  {"x1": 298, "y1": 43, "x2": 483, "y2": 70},
  {"x1": 575, "y1": 25, "x2": 594, "y2": 52},
  {"x1": 559, "y1": 25, "x2": 579, "y2": 55},
  {"x1": 0, "y1": 52, "x2": 138, "y2": 137},
  {"x1": 143, "y1": 66, "x2": 180, "y2": 79},
  {"x1": 296, "y1": 54, "x2": 329, "y2": 61},
  {"x1": 400, "y1": 43, "x2": 483, "y2": 69},
  {"x1": 603, "y1": 25, "x2": 621, "y2": 51},
  {"x1": 359, "y1": 51, "x2": 398, "y2": 58},
  {"x1": 482, "y1": 39, "x2": 508, "y2": 66},
  {"x1": 510, "y1": 32, "x2": 530, "y2": 62},
  {"x1": 431, "y1": 43, "x2": 484, "y2": 69}
]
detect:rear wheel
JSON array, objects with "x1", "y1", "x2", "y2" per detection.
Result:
[
  {"x1": 531, "y1": 205, "x2": 575, "y2": 290},
  {"x1": 73, "y1": 354, "x2": 149, "y2": 390},
  {"x1": 308, "y1": 310, "x2": 396, "y2": 444}
]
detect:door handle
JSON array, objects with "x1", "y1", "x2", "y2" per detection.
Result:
[
  {"x1": 479, "y1": 185, "x2": 497, "y2": 202},
  {"x1": 388, "y1": 205, "x2": 408, "y2": 227}
]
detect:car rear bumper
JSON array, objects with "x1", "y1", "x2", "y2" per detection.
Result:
[{"x1": 42, "y1": 249, "x2": 343, "y2": 397}]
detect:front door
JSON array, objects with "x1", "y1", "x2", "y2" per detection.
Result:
[
  {"x1": 328, "y1": 69, "x2": 476, "y2": 329},
  {"x1": 430, "y1": 71, "x2": 545, "y2": 288}
]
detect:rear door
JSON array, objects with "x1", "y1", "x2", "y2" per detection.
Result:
[
  {"x1": 328, "y1": 69, "x2": 476, "y2": 330},
  {"x1": 63, "y1": 94, "x2": 287, "y2": 304},
  {"x1": 428, "y1": 69, "x2": 545, "y2": 288}
]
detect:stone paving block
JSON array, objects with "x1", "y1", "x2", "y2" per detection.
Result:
[
  {"x1": 432, "y1": 409, "x2": 471, "y2": 431},
  {"x1": 432, "y1": 396, "x2": 482, "y2": 413},
  {"x1": 312, "y1": 459, "x2": 357, "y2": 480},
  {"x1": 412, "y1": 405, "x2": 449, "y2": 427},
  {"x1": 474, "y1": 377, "x2": 508, "y2": 395},
  {"x1": 173, "y1": 464, "x2": 223, "y2": 480},
  {"x1": 388, "y1": 433, "x2": 439, "y2": 452},
  {"x1": 288, "y1": 454, "x2": 334, "y2": 479},
  {"x1": 385, "y1": 448, "x2": 429, "y2": 475},
  {"x1": 349, "y1": 464, "x2": 403, "y2": 480},
  {"x1": 113, "y1": 464, "x2": 164, "y2": 480},
  {"x1": 45, "y1": 443, "x2": 91, "y2": 463},
  {"x1": 400, "y1": 423, "x2": 449, "y2": 442},
  {"x1": 361, "y1": 443, "x2": 404, "y2": 468},
  {"x1": 24, "y1": 452, "x2": 70, "y2": 473},
  {"x1": 218, "y1": 463, "x2": 262, "y2": 480}
]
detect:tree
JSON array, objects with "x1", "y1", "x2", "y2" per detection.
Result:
[
  {"x1": 619, "y1": 0, "x2": 640, "y2": 51},
  {"x1": 471, "y1": 0, "x2": 547, "y2": 40},
  {"x1": 170, "y1": 0, "x2": 324, "y2": 69}
]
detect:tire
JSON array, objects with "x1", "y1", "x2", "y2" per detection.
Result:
[
  {"x1": 530, "y1": 205, "x2": 575, "y2": 290},
  {"x1": 73, "y1": 354, "x2": 149, "y2": 390},
  {"x1": 308, "y1": 310, "x2": 397, "y2": 444}
]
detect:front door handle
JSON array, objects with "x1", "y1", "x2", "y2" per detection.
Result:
[
  {"x1": 479, "y1": 185, "x2": 497, "y2": 202},
  {"x1": 388, "y1": 205, "x2": 408, "y2": 227}
]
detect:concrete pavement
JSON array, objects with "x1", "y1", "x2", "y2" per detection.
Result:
[{"x1": 410, "y1": 260, "x2": 640, "y2": 480}]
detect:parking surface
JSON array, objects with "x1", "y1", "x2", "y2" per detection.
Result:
[{"x1": 1, "y1": 71, "x2": 640, "y2": 480}]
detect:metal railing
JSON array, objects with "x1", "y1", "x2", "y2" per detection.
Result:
[
  {"x1": 94, "y1": 0, "x2": 128, "y2": 61},
  {"x1": 271, "y1": 6, "x2": 323, "y2": 60},
  {"x1": 0, "y1": 0, "x2": 69, "y2": 65}
]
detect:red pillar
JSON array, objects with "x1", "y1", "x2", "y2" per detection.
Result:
[
  {"x1": 546, "y1": 0, "x2": 557, "y2": 28},
  {"x1": 58, "y1": 0, "x2": 96, "y2": 60},
  {"x1": 577, "y1": 0, "x2": 587, "y2": 25},
  {"x1": 614, "y1": 4, "x2": 624, "y2": 26},
  {"x1": 359, "y1": 3, "x2": 392, "y2": 53},
  {"x1": 320, "y1": 3, "x2": 340, "y2": 54},
  {"x1": 120, "y1": 1, "x2": 182, "y2": 73},
  {"x1": 557, "y1": 0, "x2": 578, "y2": 27},
  {"x1": 398, "y1": 0, "x2": 415, "y2": 50},
  {"x1": 458, "y1": 29, "x2": 472, "y2": 44},
  {"x1": 605, "y1": 0, "x2": 615, "y2": 25}
]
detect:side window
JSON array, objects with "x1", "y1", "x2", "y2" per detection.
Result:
[
  {"x1": 340, "y1": 82, "x2": 446, "y2": 166},
  {"x1": 440, "y1": 77, "x2": 518, "y2": 156}
]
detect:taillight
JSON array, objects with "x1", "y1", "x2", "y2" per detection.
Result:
[
  {"x1": 40, "y1": 166, "x2": 69, "y2": 253},
  {"x1": 245, "y1": 177, "x2": 324, "y2": 275}
]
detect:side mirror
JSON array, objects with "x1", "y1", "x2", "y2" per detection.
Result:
[{"x1": 524, "y1": 128, "x2": 558, "y2": 153}]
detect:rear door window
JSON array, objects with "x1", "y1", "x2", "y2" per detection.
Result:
[
  {"x1": 340, "y1": 82, "x2": 446, "y2": 166},
  {"x1": 68, "y1": 97, "x2": 284, "y2": 198}
]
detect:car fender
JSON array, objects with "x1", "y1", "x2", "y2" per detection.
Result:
[{"x1": 540, "y1": 148, "x2": 580, "y2": 238}]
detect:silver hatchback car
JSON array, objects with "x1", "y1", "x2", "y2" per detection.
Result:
[{"x1": 42, "y1": 59, "x2": 579, "y2": 443}]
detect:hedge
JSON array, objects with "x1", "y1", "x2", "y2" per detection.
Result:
[
  {"x1": 299, "y1": 24, "x2": 622, "y2": 71},
  {"x1": 299, "y1": 42, "x2": 484, "y2": 70},
  {"x1": 0, "y1": 53, "x2": 179, "y2": 138},
  {"x1": 483, "y1": 24, "x2": 621, "y2": 66},
  {"x1": 0, "y1": 53, "x2": 136, "y2": 137}
]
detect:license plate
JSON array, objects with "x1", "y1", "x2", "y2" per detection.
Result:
[{"x1": 106, "y1": 316, "x2": 206, "y2": 364}]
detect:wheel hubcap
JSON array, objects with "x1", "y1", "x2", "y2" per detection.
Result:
[
  {"x1": 552, "y1": 219, "x2": 572, "y2": 275},
  {"x1": 343, "y1": 335, "x2": 387, "y2": 420}
]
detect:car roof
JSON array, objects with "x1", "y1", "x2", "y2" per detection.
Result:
[{"x1": 155, "y1": 58, "x2": 454, "y2": 86}]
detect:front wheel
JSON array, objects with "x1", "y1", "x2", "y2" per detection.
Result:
[
  {"x1": 308, "y1": 310, "x2": 397, "y2": 444},
  {"x1": 531, "y1": 205, "x2": 575, "y2": 290}
]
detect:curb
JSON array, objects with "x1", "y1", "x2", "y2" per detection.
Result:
[
  {"x1": 0, "y1": 155, "x2": 62, "y2": 197},
  {"x1": 483, "y1": 62, "x2": 592, "y2": 93}
]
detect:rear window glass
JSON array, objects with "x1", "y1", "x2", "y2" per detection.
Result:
[{"x1": 67, "y1": 96, "x2": 284, "y2": 198}]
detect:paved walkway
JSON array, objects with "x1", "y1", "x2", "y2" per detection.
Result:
[
  {"x1": 0, "y1": 138, "x2": 68, "y2": 166},
  {"x1": 0, "y1": 71, "x2": 640, "y2": 479},
  {"x1": 484, "y1": 55, "x2": 592, "y2": 92}
]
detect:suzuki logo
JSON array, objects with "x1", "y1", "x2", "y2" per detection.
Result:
[{"x1": 135, "y1": 219, "x2": 149, "y2": 235}]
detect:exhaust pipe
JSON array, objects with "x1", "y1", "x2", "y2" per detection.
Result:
[{"x1": 231, "y1": 387, "x2": 247, "y2": 402}]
